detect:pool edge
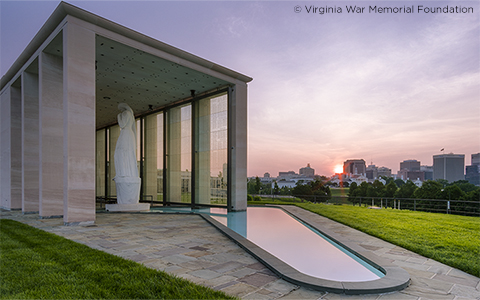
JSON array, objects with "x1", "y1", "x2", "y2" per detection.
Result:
[{"x1": 200, "y1": 205, "x2": 410, "y2": 295}]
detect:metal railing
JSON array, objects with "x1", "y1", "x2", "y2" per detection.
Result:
[{"x1": 250, "y1": 194, "x2": 480, "y2": 216}]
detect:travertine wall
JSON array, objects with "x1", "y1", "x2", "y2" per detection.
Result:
[{"x1": 22, "y1": 71, "x2": 40, "y2": 213}]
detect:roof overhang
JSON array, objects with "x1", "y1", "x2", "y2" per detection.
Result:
[{"x1": 1, "y1": 1, "x2": 253, "y2": 128}]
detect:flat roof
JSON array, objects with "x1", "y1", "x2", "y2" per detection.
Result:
[{"x1": 1, "y1": 2, "x2": 252, "y2": 89}]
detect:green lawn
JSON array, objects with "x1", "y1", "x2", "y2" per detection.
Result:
[
  {"x1": 329, "y1": 187, "x2": 349, "y2": 197},
  {"x1": 295, "y1": 203, "x2": 480, "y2": 277},
  {"x1": 0, "y1": 219, "x2": 235, "y2": 299}
]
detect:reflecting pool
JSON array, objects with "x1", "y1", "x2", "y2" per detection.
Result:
[{"x1": 209, "y1": 206, "x2": 384, "y2": 282}]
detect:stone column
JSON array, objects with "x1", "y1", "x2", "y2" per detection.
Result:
[
  {"x1": 62, "y1": 21, "x2": 96, "y2": 224},
  {"x1": 22, "y1": 70, "x2": 40, "y2": 213},
  {"x1": 0, "y1": 83, "x2": 22, "y2": 210},
  {"x1": 229, "y1": 83, "x2": 248, "y2": 211},
  {"x1": 39, "y1": 51, "x2": 64, "y2": 218}
]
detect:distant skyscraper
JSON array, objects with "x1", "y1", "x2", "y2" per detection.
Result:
[
  {"x1": 299, "y1": 163, "x2": 315, "y2": 178},
  {"x1": 433, "y1": 153, "x2": 465, "y2": 183},
  {"x1": 400, "y1": 159, "x2": 421, "y2": 171},
  {"x1": 421, "y1": 165, "x2": 434, "y2": 181},
  {"x1": 343, "y1": 159, "x2": 366, "y2": 175},
  {"x1": 366, "y1": 164, "x2": 378, "y2": 180},
  {"x1": 465, "y1": 153, "x2": 480, "y2": 186},
  {"x1": 472, "y1": 153, "x2": 480, "y2": 165}
]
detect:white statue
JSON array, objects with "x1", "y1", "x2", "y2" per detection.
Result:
[{"x1": 114, "y1": 103, "x2": 141, "y2": 204}]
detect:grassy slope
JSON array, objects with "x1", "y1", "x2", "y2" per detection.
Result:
[
  {"x1": 296, "y1": 203, "x2": 480, "y2": 277},
  {"x1": 0, "y1": 219, "x2": 235, "y2": 299}
]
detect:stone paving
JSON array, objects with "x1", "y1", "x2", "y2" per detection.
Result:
[{"x1": 1, "y1": 208, "x2": 479, "y2": 300}]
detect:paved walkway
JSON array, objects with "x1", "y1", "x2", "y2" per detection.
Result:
[{"x1": 1, "y1": 208, "x2": 479, "y2": 299}]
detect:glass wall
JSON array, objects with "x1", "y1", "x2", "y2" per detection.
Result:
[
  {"x1": 166, "y1": 104, "x2": 191, "y2": 204},
  {"x1": 95, "y1": 90, "x2": 228, "y2": 208},
  {"x1": 95, "y1": 129, "x2": 106, "y2": 197},
  {"x1": 194, "y1": 93, "x2": 228, "y2": 206}
]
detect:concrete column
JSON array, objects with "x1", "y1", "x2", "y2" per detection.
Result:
[
  {"x1": 62, "y1": 22, "x2": 96, "y2": 224},
  {"x1": 39, "y1": 51, "x2": 64, "y2": 218},
  {"x1": 230, "y1": 83, "x2": 248, "y2": 211},
  {"x1": 22, "y1": 70, "x2": 40, "y2": 213},
  {"x1": 0, "y1": 83, "x2": 23, "y2": 210},
  {"x1": 0, "y1": 89, "x2": 7, "y2": 209},
  {"x1": 145, "y1": 114, "x2": 157, "y2": 201}
]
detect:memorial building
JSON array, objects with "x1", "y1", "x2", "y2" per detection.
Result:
[{"x1": 1, "y1": 2, "x2": 251, "y2": 224}]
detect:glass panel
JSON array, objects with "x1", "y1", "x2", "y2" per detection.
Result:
[
  {"x1": 195, "y1": 93, "x2": 228, "y2": 206},
  {"x1": 108, "y1": 125, "x2": 120, "y2": 197},
  {"x1": 95, "y1": 129, "x2": 106, "y2": 197},
  {"x1": 144, "y1": 114, "x2": 158, "y2": 203},
  {"x1": 167, "y1": 104, "x2": 191, "y2": 204},
  {"x1": 156, "y1": 113, "x2": 164, "y2": 203}
]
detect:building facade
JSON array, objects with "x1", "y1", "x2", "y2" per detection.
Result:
[
  {"x1": 343, "y1": 159, "x2": 366, "y2": 175},
  {"x1": 433, "y1": 153, "x2": 465, "y2": 183},
  {"x1": 465, "y1": 153, "x2": 480, "y2": 186},
  {"x1": 399, "y1": 160, "x2": 421, "y2": 172},
  {"x1": 1, "y1": 3, "x2": 251, "y2": 224},
  {"x1": 299, "y1": 163, "x2": 315, "y2": 178}
]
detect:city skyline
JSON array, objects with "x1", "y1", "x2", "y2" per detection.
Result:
[
  {"x1": 2, "y1": 1, "x2": 479, "y2": 177},
  {"x1": 253, "y1": 151, "x2": 479, "y2": 178}
]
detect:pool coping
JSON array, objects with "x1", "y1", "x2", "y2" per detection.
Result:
[{"x1": 200, "y1": 205, "x2": 411, "y2": 295}]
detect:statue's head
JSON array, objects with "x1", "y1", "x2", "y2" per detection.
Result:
[{"x1": 118, "y1": 103, "x2": 131, "y2": 111}]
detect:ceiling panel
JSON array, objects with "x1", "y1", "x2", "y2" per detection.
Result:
[{"x1": 95, "y1": 35, "x2": 230, "y2": 128}]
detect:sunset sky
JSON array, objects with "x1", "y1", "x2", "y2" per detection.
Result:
[{"x1": 1, "y1": 1, "x2": 479, "y2": 177}]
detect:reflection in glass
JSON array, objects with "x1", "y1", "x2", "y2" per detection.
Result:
[
  {"x1": 167, "y1": 105, "x2": 191, "y2": 203},
  {"x1": 195, "y1": 93, "x2": 228, "y2": 206}
]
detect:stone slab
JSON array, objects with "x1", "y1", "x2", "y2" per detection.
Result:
[{"x1": 105, "y1": 203, "x2": 150, "y2": 212}]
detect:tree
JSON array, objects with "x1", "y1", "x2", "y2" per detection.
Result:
[
  {"x1": 372, "y1": 180, "x2": 386, "y2": 197},
  {"x1": 440, "y1": 185, "x2": 465, "y2": 200},
  {"x1": 255, "y1": 177, "x2": 262, "y2": 194},
  {"x1": 357, "y1": 182, "x2": 370, "y2": 198},
  {"x1": 348, "y1": 182, "x2": 358, "y2": 203},
  {"x1": 273, "y1": 181, "x2": 279, "y2": 195},
  {"x1": 450, "y1": 180, "x2": 478, "y2": 194},
  {"x1": 435, "y1": 179, "x2": 448, "y2": 188},
  {"x1": 394, "y1": 180, "x2": 417, "y2": 198},
  {"x1": 292, "y1": 182, "x2": 312, "y2": 198},
  {"x1": 394, "y1": 179, "x2": 406, "y2": 188},
  {"x1": 385, "y1": 181, "x2": 398, "y2": 197},
  {"x1": 465, "y1": 188, "x2": 480, "y2": 201},
  {"x1": 414, "y1": 180, "x2": 442, "y2": 199}
]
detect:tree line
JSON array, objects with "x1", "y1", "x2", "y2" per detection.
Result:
[
  {"x1": 248, "y1": 176, "x2": 479, "y2": 202},
  {"x1": 348, "y1": 179, "x2": 479, "y2": 201}
]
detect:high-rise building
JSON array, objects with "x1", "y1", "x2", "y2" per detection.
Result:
[
  {"x1": 465, "y1": 153, "x2": 480, "y2": 186},
  {"x1": 421, "y1": 165, "x2": 434, "y2": 181},
  {"x1": 299, "y1": 163, "x2": 315, "y2": 178},
  {"x1": 472, "y1": 153, "x2": 480, "y2": 165},
  {"x1": 399, "y1": 159, "x2": 421, "y2": 171},
  {"x1": 397, "y1": 170, "x2": 425, "y2": 181},
  {"x1": 343, "y1": 159, "x2": 366, "y2": 175},
  {"x1": 433, "y1": 153, "x2": 465, "y2": 182},
  {"x1": 366, "y1": 165, "x2": 378, "y2": 180}
]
